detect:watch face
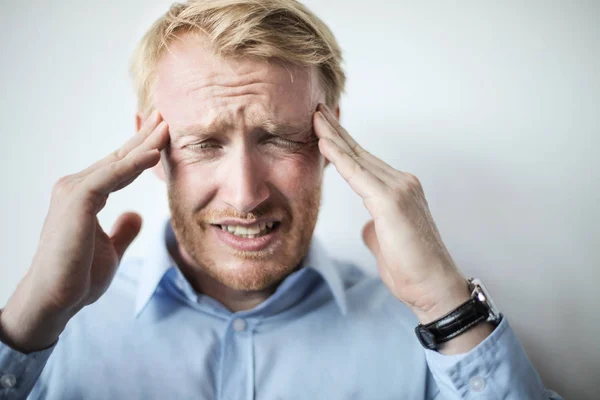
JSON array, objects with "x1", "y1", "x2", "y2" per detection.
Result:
[{"x1": 470, "y1": 278, "x2": 501, "y2": 322}]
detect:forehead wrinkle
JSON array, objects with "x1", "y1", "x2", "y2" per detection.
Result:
[
  {"x1": 171, "y1": 118, "x2": 232, "y2": 139},
  {"x1": 241, "y1": 105, "x2": 313, "y2": 138}
]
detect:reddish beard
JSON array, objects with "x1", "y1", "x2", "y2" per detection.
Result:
[{"x1": 167, "y1": 183, "x2": 322, "y2": 291}]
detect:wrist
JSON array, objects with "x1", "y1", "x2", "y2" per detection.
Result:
[
  {"x1": 0, "y1": 278, "x2": 69, "y2": 354},
  {"x1": 411, "y1": 275, "x2": 471, "y2": 325},
  {"x1": 413, "y1": 276, "x2": 500, "y2": 354}
]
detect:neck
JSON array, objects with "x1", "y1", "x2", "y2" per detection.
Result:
[{"x1": 168, "y1": 242, "x2": 275, "y2": 312}]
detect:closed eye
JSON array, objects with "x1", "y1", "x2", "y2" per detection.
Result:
[
  {"x1": 183, "y1": 134, "x2": 314, "y2": 153},
  {"x1": 186, "y1": 141, "x2": 221, "y2": 151},
  {"x1": 264, "y1": 135, "x2": 305, "y2": 149}
]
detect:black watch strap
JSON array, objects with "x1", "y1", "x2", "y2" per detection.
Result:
[{"x1": 414, "y1": 297, "x2": 490, "y2": 350}]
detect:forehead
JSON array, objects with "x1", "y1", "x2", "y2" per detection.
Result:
[{"x1": 152, "y1": 33, "x2": 324, "y2": 136}]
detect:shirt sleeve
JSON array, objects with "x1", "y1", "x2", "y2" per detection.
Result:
[
  {"x1": 0, "y1": 326, "x2": 56, "y2": 399},
  {"x1": 425, "y1": 316, "x2": 563, "y2": 399}
]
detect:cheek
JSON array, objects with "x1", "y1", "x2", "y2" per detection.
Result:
[
  {"x1": 269, "y1": 154, "x2": 323, "y2": 198},
  {"x1": 168, "y1": 162, "x2": 218, "y2": 208}
]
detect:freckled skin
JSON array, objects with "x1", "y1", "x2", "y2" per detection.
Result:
[{"x1": 150, "y1": 33, "x2": 327, "y2": 294}]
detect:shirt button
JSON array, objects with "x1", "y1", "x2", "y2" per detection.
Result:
[
  {"x1": 232, "y1": 318, "x2": 247, "y2": 332},
  {"x1": 469, "y1": 376, "x2": 486, "y2": 392},
  {"x1": 0, "y1": 373, "x2": 17, "y2": 389}
]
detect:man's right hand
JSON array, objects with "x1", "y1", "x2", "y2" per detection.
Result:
[{"x1": 0, "y1": 110, "x2": 169, "y2": 353}]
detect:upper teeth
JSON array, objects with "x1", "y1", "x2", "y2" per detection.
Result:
[{"x1": 220, "y1": 222, "x2": 274, "y2": 237}]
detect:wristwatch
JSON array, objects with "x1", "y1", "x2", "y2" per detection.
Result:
[{"x1": 414, "y1": 278, "x2": 502, "y2": 350}]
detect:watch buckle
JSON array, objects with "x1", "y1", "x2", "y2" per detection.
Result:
[{"x1": 469, "y1": 278, "x2": 501, "y2": 323}]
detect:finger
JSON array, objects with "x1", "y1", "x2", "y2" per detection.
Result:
[
  {"x1": 77, "y1": 110, "x2": 165, "y2": 177},
  {"x1": 313, "y1": 110, "x2": 397, "y2": 184},
  {"x1": 317, "y1": 104, "x2": 400, "y2": 178},
  {"x1": 86, "y1": 118, "x2": 167, "y2": 177},
  {"x1": 318, "y1": 137, "x2": 386, "y2": 200},
  {"x1": 317, "y1": 103, "x2": 373, "y2": 157},
  {"x1": 117, "y1": 110, "x2": 164, "y2": 158},
  {"x1": 110, "y1": 212, "x2": 143, "y2": 262},
  {"x1": 112, "y1": 171, "x2": 143, "y2": 193},
  {"x1": 82, "y1": 149, "x2": 161, "y2": 197},
  {"x1": 362, "y1": 220, "x2": 396, "y2": 290},
  {"x1": 313, "y1": 110, "x2": 353, "y2": 153},
  {"x1": 130, "y1": 120, "x2": 170, "y2": 155},
  {"x1": 362, "y1": 220, "x2": 380, "y2": 256},
  {"x1": 314, "y1": 111, "x2": 392, "y2": 180}
]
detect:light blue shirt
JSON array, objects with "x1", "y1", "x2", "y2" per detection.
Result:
[{"x1": 0, "y1": 220, "x2": 561, "y2": 399}]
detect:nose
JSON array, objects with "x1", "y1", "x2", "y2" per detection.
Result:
[{"x1": 220, "y1": 145, "x2": 270, "y2": 213}]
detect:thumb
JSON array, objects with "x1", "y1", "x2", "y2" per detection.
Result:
[
  {"x1": 362, "y1": 220, "x2": 380, "y2": 256},
  {"x1": 362, "y1": 219, "x2": 395, "y2": 290},
  {"x1": 110, "y1": 212, "x2": 143, "y2": 262}
]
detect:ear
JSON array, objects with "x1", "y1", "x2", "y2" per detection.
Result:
[{"x1": 136, "y1": 111, "x2": 167, "y2": 182}]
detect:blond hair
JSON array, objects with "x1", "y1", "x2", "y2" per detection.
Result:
[{"x1": 130, "y1": 0, "x2": 345, "y2": 114}]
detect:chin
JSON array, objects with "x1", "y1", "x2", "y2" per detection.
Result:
[{"x1": 209, "y1": 256, "x2": 299, "y2": 291}]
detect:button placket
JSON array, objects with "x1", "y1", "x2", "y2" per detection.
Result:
[{"x1": 219, "y1": 317, "x2": 256, "y2": 400}]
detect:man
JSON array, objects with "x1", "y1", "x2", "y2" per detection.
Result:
[{"x1": 0, "y1": 0, "x2": 561, "y2": 399}]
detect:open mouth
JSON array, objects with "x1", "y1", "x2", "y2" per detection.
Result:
[
  {"x1": 211, "y1": 221, "x2": 282, "y2": 252},
  {"x1": 215, "y1": 221, "x2": 281, "y2": 238}
]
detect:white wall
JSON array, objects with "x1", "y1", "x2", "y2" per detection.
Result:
[{"x1": 1, "y1": 1, "x2": 598, "y2": 398}]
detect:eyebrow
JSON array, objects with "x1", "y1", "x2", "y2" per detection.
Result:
[
  {"x1": 261, "y1": 117, "x2": 314, "y2": 140},
  {"x1": 171, "y1": 117, "x2": 314, "y2": 141},
  {"x1": 170, "y1": 120, "x2": 229, "y2": 140}
]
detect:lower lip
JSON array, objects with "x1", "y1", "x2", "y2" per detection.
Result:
[{"x1": 212, "y1": 224, "x2": 281, "y2": 252}]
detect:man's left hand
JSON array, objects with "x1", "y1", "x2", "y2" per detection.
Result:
[{"x1": 313, "y1": 104, "x2": 472, "y2": 324}]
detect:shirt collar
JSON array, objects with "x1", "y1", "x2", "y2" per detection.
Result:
[
  {"x1": 301, "y1": 238, "x2": 348, "y2": 315},
  {"x1": 134, "y1": 220, "x2": 178, "y2": 317},
  {"x1": 134, "y1": 219, "x2": 348, "y2": 317}
]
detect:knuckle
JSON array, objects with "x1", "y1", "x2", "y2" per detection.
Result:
[
  {"x1": 51, "y1": 176, "x2": 74, "y2": 197},
  {"x1": 390, "y1": 173, "x2": 423, "y2": 198},
  {"x1": 89, "y1": 191, "x2": 109, "y2": 211},
  {"x1": 389, "y1": 183, "x2": 405, "y2": 199},
  {"x1": 351, "y1": 158, "x2": 367, "y2": 174},
  {"x1": 352, "y1": 143, "x2": 365, "y2": 156},
  {"x1": 108, "y1": 158, "x2": 125, "y2": 173},
  {"x1": 404, "y1": 173, "x2": 423, "y2": 191},
  {"x1": 112, "y1": 147, "x2": 126, "y2": 160},
  {"x1": 105, "y1": 163, "x2": 125, "y2": 183}
]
